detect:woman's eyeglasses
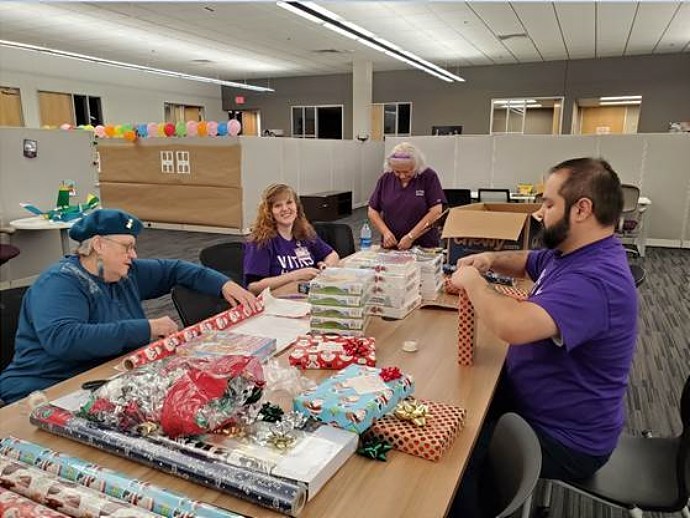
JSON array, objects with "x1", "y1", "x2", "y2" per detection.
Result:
[{"x1": 102, "y1": 236, "x2": 137, "y2": 254}]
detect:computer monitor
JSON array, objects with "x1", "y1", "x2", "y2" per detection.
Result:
[{"x1": 432, "y1": 125, "x2": 463, "y2": 136}]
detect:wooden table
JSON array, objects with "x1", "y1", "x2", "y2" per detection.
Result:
[{"x1": 0, "y1": 304, "x2": 507, "y2": 518}]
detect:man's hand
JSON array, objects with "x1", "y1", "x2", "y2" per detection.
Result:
[
  {"x1": 222, "y1": 281, "x2": 259, "y2": 311},
  {"x1": 451, "y1": 265, "x2": 484, "y2": 291},
  {"x1": 382, "y1": 232, "x2": 398, "y2": 249},
  {"x1": 149, "y1": 316, "x2": 179, "y2": 339},
  {"x1": 456, "y1": 252, "x2": 494, "y2": 273}
]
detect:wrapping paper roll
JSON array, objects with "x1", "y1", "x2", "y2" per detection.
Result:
[
  {"x1": 0, "y1": 437, "x2": 245, "y2": 518},
  {"x1": 30, "y1": 405, "x2": 307, "y2": 517},
  {"x1": 122, "y1": 299, "x2": 265, "y2": 370},
  {"x1": 0, "y1": 454, "x2": 157, "y2": 517},
  {"x1": 0, "y1": 486, "x2": 69, "y2": 517}
]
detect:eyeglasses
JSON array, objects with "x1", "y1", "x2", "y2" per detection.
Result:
[{"x1": 101, "y1": 236, "x2": 137, "y2": 254}]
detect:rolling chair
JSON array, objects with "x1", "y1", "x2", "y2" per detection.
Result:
[
  {"x1": 199, "y1": 242, "x2": 244, "y2": 284},
  {"x1": 538, "y1": 374, "x2": 690, "y2": 518},
  {"x1": 478, "y1": 188, "x2": 511, "y2": 203},
  {"x1": 0, "y1": 226, "x2": 20, "y2": 266},
  {"x1": 0, "y1": 286, "x2": 29, "y2": 372},
  {"x1": 171, "y1": 285, "x2": 230, "y2": 327},
  {"x1": 617, "y1": 184, "x2": 643, "y2": 256},
  {"x1": 312, "y1": 222, "x2": 356, "y2": 258},
  {"x1": 491, "y1": 413, "x2": 543, "y2": 518},
  {"x1": 443, "y1": 189, "x2": 472, "y2": 208},
  {"x1": 630, "y1": 263, "x2": 646, "y2": 288}
]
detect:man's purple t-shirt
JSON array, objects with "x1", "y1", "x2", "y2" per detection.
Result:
[
  {"x1": 506, "y1": 235, "x2": 638, "y2": 455},
  {"x1": 368, "y1": 167, "x2": 446, "y2": 248},
  {"x1": 243, "y1": 234, "x2": 333, "y2": 285}
]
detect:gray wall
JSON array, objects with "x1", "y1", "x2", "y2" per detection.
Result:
[{"x1": 223, "y1": 53, "x2": 690, "y2": 138}]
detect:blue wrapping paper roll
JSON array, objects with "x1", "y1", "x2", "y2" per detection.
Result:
[
  {"x1": 0, "y1": 436, "x2": 245, "y2": 518},
  {"x1": 29, "y1": 404, "x2": 307, "y2": 517}
]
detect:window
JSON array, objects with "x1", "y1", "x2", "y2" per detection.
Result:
[
  {"x1": 164, "y1": 103, "x2": 204, "y2": 123},
  {"x1": 160, "y1": 151, "x2": 174, "y2": 174},
  {"x1": 292, "y1": 105, "x2": 343, "y2": 139},
  {"x1": 176, "y1": 151, "x2": 190, "y2": 174},
  {"x1": 73, "y1": 94, "x2": 103, "y2": 126},
  {"x1": 371, "y1": 102, "x2": 412, "y2": 140},
  {"x1": 572, "y1": 96, "x2": 642, "y2": 135},
  {"x1": 0, "y1": 86, "x2": 24, "y2": 127},
  {"x1": 490, "y1": 97, "x2": 563, "y2": 135},
  {"x1": 38, "y1": 91, "x2": 102, "y2": 127}
]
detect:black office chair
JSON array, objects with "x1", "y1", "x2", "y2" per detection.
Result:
[
  {"x1": 630, "y1": 263, "x2": 646, "y2": 288},
  {"x1": 539, "y1": 374, "x2": 690, "y2": 518},
  {"x1": 443, "y1": 189, "x2": 472, "y2": 208},
  {"x1": 490, "y1": 413, "x2": 543, "y2": 518},
  {"x1": 171, "y1": 285, "x2": 230, "y2": 327},
  {"x1": 199, "y1": 242, "x2": 244, "y2": 284},
  {"x1": 0, "y1": 286, "x2": 29, "y2": 372},
  {"x1": 312, "y1": 222, "x2": 355, "y2": 258},
  {"x1": 478, "y1": 188, "x2": 511, "y2": 203}
]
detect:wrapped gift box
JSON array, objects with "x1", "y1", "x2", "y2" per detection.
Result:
[
  {"x1": 288, "y1": 335, "x2": 376, "y2": 370},
  {"x1": 176, "y1": 331, "x2": 276, "y2": 361},
  {"x1": 363, "y1": 399, "x2": 467, "y2": 461},
  {"x1": 294, "y1": 365, "x2": 415, "y2": 434},
  {"x1": 458, "y1": 288, "x2": 475, "y2": 365}
]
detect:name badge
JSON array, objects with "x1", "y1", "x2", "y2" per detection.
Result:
[
  {"x1": 415, "y1": 189, "x2": 425, "y2": 197},
  {"x1": 295, "y1": 246, "x2": 311, "y2": 261}
]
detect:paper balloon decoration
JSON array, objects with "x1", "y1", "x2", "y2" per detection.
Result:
[
  {"x1": 207, "y1": 121, "x2": 218, "y2": 137},
  {"x1": 156, "y1": 123, "x2": 165, "y2": 137},
  {"x1": 228, "y1": 119, "x2": 242, "y2": 136},
  {"x1": 136, "y1": 124, "x2": 148, "y2": 138},
  {"x1": 175, "y1": 121, "x2": 187, "y2": 137},
  {"x1": 147, "y1": 123, "x2": 158, "y2": 137},
  {"x1": 60, "y1": 123, "x2": 72, "y2": 130},
  {"x1": 114, "y1": 125, "x2": 124, "y2": 136},
  {"x1": 83, "y1": 124, "x2": 94, "y2": 132},
  {"x1": 198, "y1": 121, "x2": 208, "y2": 137},
  {"x1": 104, "y1": 125, "x2": 116, "y2": 138},
  {"x1": 123, "y1": 130, "x2": 137, "y2": 142},
  {"x1": 164, "y1": 122, "x2": 175, "y2": 137},
  {"x1": 94, "y1": 125, "x2": 106, "y2": 138},
  {"x1": 186, "y1": 120, "x2": 198, "y2": 137},
  {"x1": 217, "y1": 122, "x2": 228, "y2": 136}
]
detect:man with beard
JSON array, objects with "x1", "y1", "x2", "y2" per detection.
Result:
[{"x1": 450, "y1": 158, "x2": 637, "y2": 517}]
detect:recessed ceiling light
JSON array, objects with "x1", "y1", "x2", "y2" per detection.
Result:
[{"x1": 498, "y1": 33, "x2": 528, "y2": 41}]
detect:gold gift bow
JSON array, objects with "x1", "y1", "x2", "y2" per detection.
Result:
[{"x1": 394, "y1": 399, "x2": 429, "y2": 427}]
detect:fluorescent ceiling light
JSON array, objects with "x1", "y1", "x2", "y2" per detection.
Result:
[
  {"x1": 0, "y1": 39, "x2": 273, "y2": 92},
  {"x1": 600, "y1": 100, "x2": 642, "y2": 106},
  {"x1": 600, "y1": 95, "x2": 642, "y2": 101},
  {"x1": 277, "y1": 1, "x2": 464, "y2": 83}
]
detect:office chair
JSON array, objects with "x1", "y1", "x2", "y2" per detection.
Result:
[
  {"x1": 0, "y1": 286, "x2": 29, "y2": 372},
  {"x1": 199, "y1": 242, "x2": 244, "y2": 284},
  {"x1": 171, "y1": 285, "x2": 230, "y2": 327},
  {"x1": 443, "y1": 189, "x2": 472, "y2": 208},
  {"x1": 630, "y1": 263, "x2": 646, "y2": 288},
  {"x1": 617, "y1": 184, "x2": 643, "y2": 255},
  {"x1": 0, "y1": 226, "x2": 20, "y2": 266},
  {"x1": 538, "y1": 374, "x2": 690, "y2": 518},
  {"x1": 478, "y1": 188, "x2": 511, "y2": 203},
  {"x1": 490, "y1": 413, "x2": 543, "y2": 518},
  {"x1": 312, "y1": 222, "x2": 356, "y2": 258}
]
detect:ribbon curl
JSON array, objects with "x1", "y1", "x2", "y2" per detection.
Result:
[
  {"x1": 259, "y1": 402, "x2": 285, "y2": 423},
  {"x1": 394, "y1": 399, "x2": 429, "y2": 427},
  {"x1": 357, "y1": 438, "x2": 393, "y2": 461},
  {"x1": 379, "y1": 366, "x2": 402, "y2": 382},
  {"x1": 342, "y1": 339, "x2": 373, "y2": 358}
]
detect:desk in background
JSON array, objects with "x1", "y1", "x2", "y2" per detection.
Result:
[
  {"x1": 300, "y1": 191, "x2": 352, "y2": 222},
  {"x1": 0, "y1": 303, "x2": 507, "y2": 518}
]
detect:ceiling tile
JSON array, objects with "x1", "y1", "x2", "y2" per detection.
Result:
[
  {"x1": 652, "y1": 2, "x2": 690, "y2": 54},
  {"x1": 511, "y1": 3, "x2": 565, "y2": 60},
  {"x1": 596, "y1": 2, "x2": 638, "y2": 58},
  {"x1": 626, "y1": 2, "x2": 682, "y2": 55}
]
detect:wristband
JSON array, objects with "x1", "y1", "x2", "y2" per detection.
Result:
[{"x1": 407, "y1": 233, "x2": 414, "y2": 241}]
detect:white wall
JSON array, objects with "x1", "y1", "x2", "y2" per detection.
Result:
[
  {"x1": 0, "y1": 47, "x2": 226, "y2": 127},
  {"x1": 387, "y1": 134, "x2": 690, "y2": 247}
]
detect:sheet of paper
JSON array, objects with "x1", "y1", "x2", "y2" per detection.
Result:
[
  {"x1": 232, "y1": 314, "x2": 310, "y2": 354},
  {"x1": 262, "y1": 288, "x2": 311, "y2": 318}
]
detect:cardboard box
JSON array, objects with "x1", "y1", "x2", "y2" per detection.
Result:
[
  {"x1": 363, "y1": 399, "x2": 467, "y2": 461},
  {"x1": 441, "y1": 203, "x2": 542, "y2": 263},
  {"x1": 294, "y1": 364, "x2": 415, "y2": 434}
]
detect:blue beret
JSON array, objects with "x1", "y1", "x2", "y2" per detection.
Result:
[{"x1": 69, "y1": 209, "x2": 143, "y2": 242}]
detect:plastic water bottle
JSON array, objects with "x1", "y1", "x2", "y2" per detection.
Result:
[{"x1": 359, "y1": 222, "x2": 372, "y2": 250}]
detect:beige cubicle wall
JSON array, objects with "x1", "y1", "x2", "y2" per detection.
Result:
[
  {"x1": 386, "y1": 134, "x2": 690, "y2": 248},
  {"x1": 0, "y1": 127, "x2": 98, "y2": 287}
]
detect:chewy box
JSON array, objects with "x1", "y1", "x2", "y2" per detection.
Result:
[
  {"x1": 294, "y1": 364, "x2": 415, "y2": 434},
  {"x1": 442, "y1": 203, "x2": 542, "y2": 263}
]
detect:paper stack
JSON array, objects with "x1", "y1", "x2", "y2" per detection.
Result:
[{"x1": 308, "y1": 268, "x2": 374, "y2": 336}]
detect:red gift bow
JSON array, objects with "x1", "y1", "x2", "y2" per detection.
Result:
[
  {"x1": 379, "y1": 366, "x2": 402, "y2": 382},
  {"x1": 342, "y1": 338, "x2": 372, "y2": 358}
]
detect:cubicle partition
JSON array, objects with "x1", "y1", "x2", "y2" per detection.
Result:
[{"x1": 386, "y1": 134, "x2": 690, "y2": 248}]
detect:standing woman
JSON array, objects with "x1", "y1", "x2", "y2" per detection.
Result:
[
  {"x1": 244, "y1": 184, "x2": 339, "y2": 294},
  {"x1": 368, "y1": 142, "x2": 446, "y2": 250}
]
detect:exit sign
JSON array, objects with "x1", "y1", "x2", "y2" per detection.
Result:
[{"x1": 235, "y1": 96, "x2": 245, "y2": 105}]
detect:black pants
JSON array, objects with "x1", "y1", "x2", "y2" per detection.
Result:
[{"x1": 448, "y1": 373, "x2": 610, "y2": 518}]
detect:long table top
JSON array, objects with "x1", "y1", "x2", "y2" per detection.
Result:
[{"x1": 0, "y1": 301, "x2": 507, "y2": 518}]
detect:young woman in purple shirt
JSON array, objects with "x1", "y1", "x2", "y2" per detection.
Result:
[
  {"x1": 368, "y1": 142, "x2": 446, "y2": 250},
  {"x1": 243, "y1": 184, "x2": 339, "y2": 294},
  {"x1": 450, "y1": 158, "x2": 638, "y2": 517}
]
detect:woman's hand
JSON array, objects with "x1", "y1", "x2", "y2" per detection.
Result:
[
  {"x1": 397, "y1": 234, "x2": 414, "y2": 250},
  {"x1": 149, "y1": 316, "x2": 179, "y2": 339},
  {"x1": 382, "y1": 232, "x2": 398, "y2": 249},
  {"x1": 290, "y1": 268, "x2": 321, "y2": 282},
  {"x1": 222, "y1": 281, "x2": 259, "y2": 311}
]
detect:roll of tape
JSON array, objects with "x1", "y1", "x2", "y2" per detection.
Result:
[{"x1": 402, "y1": 340, "x2": 418, "y2": 352}]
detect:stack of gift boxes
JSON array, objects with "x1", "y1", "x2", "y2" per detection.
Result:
[
  {"x1": 308, "y1": 267, "x2": 374, "y2": 336},
  {"x1": 342, "y1": 250, "x2": 422, "y2": 320},
  {"x1": 412, "y1": 249, "x2": 444, "y2": 299}
]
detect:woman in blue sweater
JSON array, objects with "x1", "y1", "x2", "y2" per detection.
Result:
[{"x1": 0, "y1": 209, "x2": 256, "y2": 405}]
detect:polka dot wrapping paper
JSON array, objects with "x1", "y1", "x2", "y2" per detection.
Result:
[
  {"x1": 363, "y1": 399, "x2": 467, "y2": 462},
  {"x1": 493, "y1": 285, "x2": 529, "y2": 300},
  {"x1": 457, "y1": 288, "x2": 475, "y2": 365}
]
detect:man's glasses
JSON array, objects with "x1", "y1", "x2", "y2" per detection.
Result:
[{"x1": 102, "y1": 236, "x2": 137, "y2": 254}]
